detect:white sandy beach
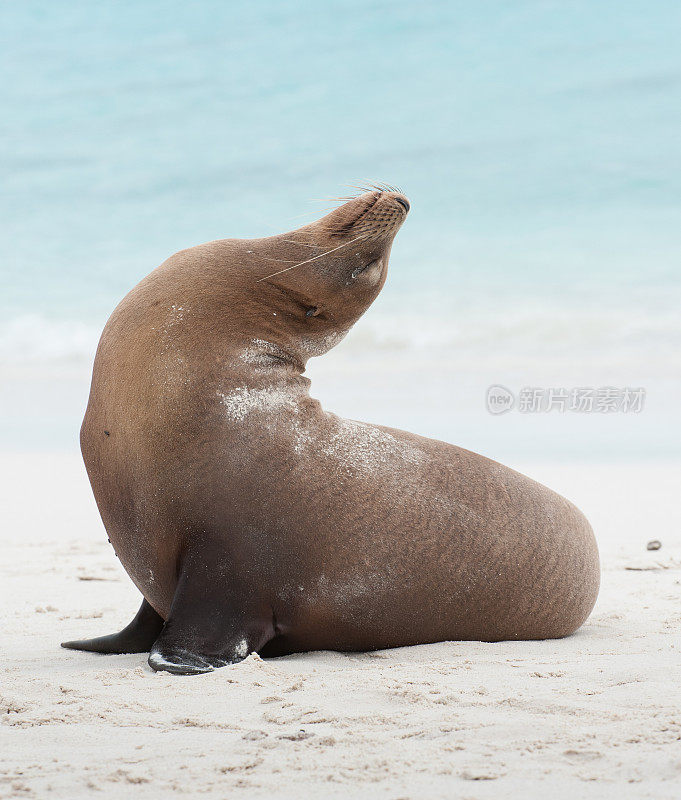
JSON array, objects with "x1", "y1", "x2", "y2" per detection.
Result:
[
  {"x1": 2, "y1": 453, "x2": 680, "y2": 799},
  {"x1": 3, "y1": 1, "x2": 681, "y2": 797}
]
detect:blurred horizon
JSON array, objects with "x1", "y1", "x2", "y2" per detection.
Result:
[{"x1": 1, "y1": 0, "x2": 679, "y2": 458}]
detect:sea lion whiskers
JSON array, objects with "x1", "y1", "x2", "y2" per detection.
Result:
[
  {"x1": 255, "y1": 234, "x2": 368, "y2": 283},
  {"x1": 316, "y1": 196, "x2": 358, "y2": 202},
  {"x1": 251, "y1": 253, "x2": 297, "y2": 263},
  {"x1": 281, "y1": 239, "x2": 321, "y2": 248},
  {"x1": 346, "y1": 181, "x2": 403, "y2": 196}
]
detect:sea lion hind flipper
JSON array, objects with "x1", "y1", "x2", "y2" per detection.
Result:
[
  {"x1": 61, "y1": 598, "x2": 164, "y2": 654},
  {"x1": 147, "y1": 558, "x2": 275, "y2": 676}
]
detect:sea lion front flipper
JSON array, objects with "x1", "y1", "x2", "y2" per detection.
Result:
[
  {"x1": 147, "y1": 556, "x2": 276, "y2": 676},
  {"x1": 61, "y1": 598, "x2": 164, "y2": 654}
]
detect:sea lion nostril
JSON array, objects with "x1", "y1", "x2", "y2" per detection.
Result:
[{"x1": 395, "y1": 197, "x2": 410, "y2": 213}]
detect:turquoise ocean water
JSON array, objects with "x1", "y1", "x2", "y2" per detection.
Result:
[{"x1": 1, "y1": 1, "x2": 679, "y2": 456}]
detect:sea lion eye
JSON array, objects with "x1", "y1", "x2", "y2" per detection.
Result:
[{"x1": 305, "y1": 306, "x2": 319, "y2": 318}]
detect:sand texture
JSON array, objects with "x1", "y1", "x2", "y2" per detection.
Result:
[{"x1": 2, "y1": 455, "x2": 680, "y2": 799}]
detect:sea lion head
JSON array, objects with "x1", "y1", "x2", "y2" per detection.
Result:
[{"x1": 254, "y1": 187, "x2": 410, "y2": 359}]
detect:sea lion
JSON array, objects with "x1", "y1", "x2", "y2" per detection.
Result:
[{"x1": 63, "y1": 187, "x2": 600, "y2": 675}]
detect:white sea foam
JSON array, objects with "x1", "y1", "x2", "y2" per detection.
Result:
[
  {"x1": 4, "y1": 299, "x2": 679, "y2": 376},
  {"x1": 0, "y1": 314, "x2": 100, "y2": 365}
]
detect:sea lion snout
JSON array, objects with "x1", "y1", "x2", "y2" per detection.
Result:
[{"x1": 318, "y1": 189, "x2": 410, "y2": 242}]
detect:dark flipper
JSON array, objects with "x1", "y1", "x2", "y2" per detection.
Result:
[
  {"x1": 61, "y1": 598, "x2": 164, "y2": 654},
  {"x1": 148, "y1": 551, "x2": 275, "y2": 675}
]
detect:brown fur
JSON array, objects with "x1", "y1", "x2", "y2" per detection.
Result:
[{"x1": 66, "y1": 190, "x2": 600, "y2": 674}]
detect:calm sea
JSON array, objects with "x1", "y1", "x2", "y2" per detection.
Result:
[{"x1": 1, "y1": 0, "x2": 679, "y2": 456}]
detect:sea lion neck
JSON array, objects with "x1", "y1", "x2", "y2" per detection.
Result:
[{"x1": 137, "y1": 190, "x2": 409, "y2": 378}]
